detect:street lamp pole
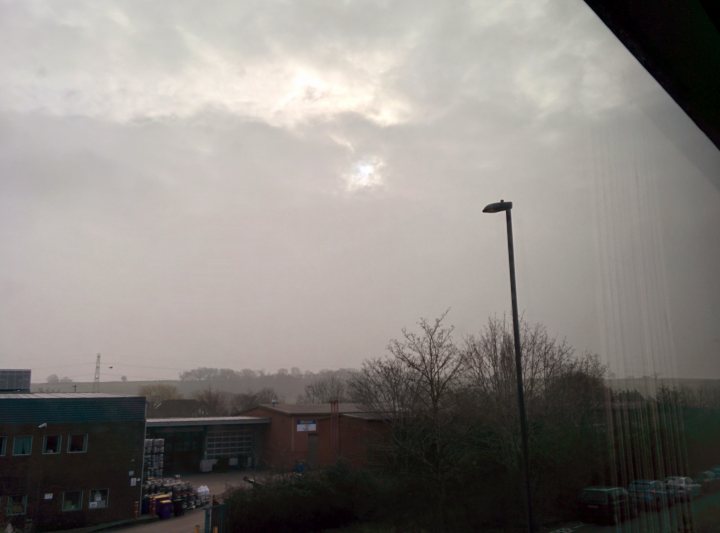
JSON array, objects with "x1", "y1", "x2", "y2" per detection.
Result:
[{"x1": 482, "y1": 199, "x2": 535, "y2": 533}]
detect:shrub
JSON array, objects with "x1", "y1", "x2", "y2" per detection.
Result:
[{"x1": 225, "y1": 463, "x2": 392, "y2": 532}]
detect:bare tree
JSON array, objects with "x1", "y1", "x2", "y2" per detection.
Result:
[
  {"x1": 179, "y1": 367, "x2": 236, "y2": 381},
  {"x1": 461, "y1": 316, "x2": 607, "y2": 519},
  {"x1": 392, "y1": 312, "x2": 463, "y2": 416},
  {"x1": 352, "y1": 314, "x2": 608, "y2": 528},
  {"x1": 350, "y1": 312, "x2": 465, "y2": 529},
  {"x1": 138, "y1": 384, "x2": 182, "y2": 410},
  {"x1": 350, "y1": 357, "x2": 417, "y2": 417},
  {"x1": 299, "y1": 375, "x2": 348, "y2": 403},
  {"x1": 194, "y1": 387, "x2": 230, "y2": 416},
  {"x1": 231, "y1": 387, "x2": 278, "y2": 412},
  {"x1": 462, "y1": 316, "x2": 605, "y2": 415},
  {"x1": 47, "y1": 374, "x2": 75, "y2": 384}
]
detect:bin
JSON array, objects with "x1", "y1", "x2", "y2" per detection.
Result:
[
  {"x1": 157, "y1": 499, "x2": 173, "y2": 519},
  {"x1": 173, "y1": 499, "x2": 185, "y2": 516},
  {"x1": 141, "y1": 496, "x2": 150, "y2": 515}
]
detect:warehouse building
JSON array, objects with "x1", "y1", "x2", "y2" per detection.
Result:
[
  {"x1": 0, "y1": 392, "x2": 146, "y2": 531},
  {"x1": 242, "y1": 403, "x2": 388, "y2": 469},
  {"x1": 145, "y1": 416, "x2": 269, "y2": 473}
]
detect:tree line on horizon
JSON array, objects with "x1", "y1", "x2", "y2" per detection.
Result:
[{"x1": 138, "y1": 366, "x2": 361, "y2": 417}]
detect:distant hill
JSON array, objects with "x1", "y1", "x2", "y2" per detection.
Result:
[
  {"x1": 31, "y1": 374, "x2": 719, "y2": 403},
  {"x1": 31, "y1": 369, "x2": 357, "y2": 403},
  {"x1": 32, "y1": 378, "x2": 307, "y2": 400}
]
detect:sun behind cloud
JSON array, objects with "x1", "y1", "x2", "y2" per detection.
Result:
[{"x1": 343, "y1": 157, "x2": 385, "y2": 193}]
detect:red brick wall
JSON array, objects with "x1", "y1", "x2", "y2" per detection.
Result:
[
  {"x1": 0, "y1": 421, "x2": 144, "y2": 531},
  {"x1": 338, "y1": 416, "x2": 388, "y2": 467},
  {"x1": 243, "y1": 407, "x2": 388, "y2": 470}
]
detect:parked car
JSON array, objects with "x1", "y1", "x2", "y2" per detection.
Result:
[
  {"x1": 628, "y1": 480, "x2": 670, "y2": 510},
  {"x1": 665, "y1": 476, "x2": 701, "y2": 500},
  {"x1": 579, "y1": 487, "x2": 636, "y2": 525},
  {"x1": 695, "y1": 471, "x2": 715, "y2": 485},
  {"x1": 705, "y1": 469, "x2": 720, "y2": 494}
]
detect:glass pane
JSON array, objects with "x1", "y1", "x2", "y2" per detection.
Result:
[
  {"x1": 43, "y1": 435, "x2": 61, "y2": 454},
  {"x1": 6, "y1": 495, "x2": 27, "y2": 516},
  {"x1": 68, "y1": 434, "x2": 87, "y2": 453},
  {"x1": 12, "y1": 436, "x2": 32, "y2": 456},
  {"x1": 89, "y1": 489, "x2": 109, "y2": 509},
  {"x1": 0, "y1": 1, "x2": 717, "y2": 531},
  {"x1": 63, "y1": 491, "x2": 83, "y2": 511}
]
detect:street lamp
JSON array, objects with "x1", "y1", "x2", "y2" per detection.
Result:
[{"x1": 482, "y1": 199, "x2": 535, "y2": 533}]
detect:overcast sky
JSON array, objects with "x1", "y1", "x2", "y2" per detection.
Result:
[{"x1": 1, "y1": 0, "x2": 718, "y2": 382}]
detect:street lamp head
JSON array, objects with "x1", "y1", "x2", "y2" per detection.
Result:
[{"x1": 482, "y1": 200, "x2": 513, "y2": 213}]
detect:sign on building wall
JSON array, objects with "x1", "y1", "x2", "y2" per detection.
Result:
[{"x1": 296, "y1": 419, "x2": 317, "y2": 432}]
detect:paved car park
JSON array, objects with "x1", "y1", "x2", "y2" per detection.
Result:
[
  {"x1": 111, "y1": 471, "x2": 259, "y2": 533},
  {"x1": 549, "y1": 491, "x2": 720, "y2": 533}
]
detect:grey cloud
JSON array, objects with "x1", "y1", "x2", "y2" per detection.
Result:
[
  {"x1": 1, "y1": 0, "x2": 635, "y2": 124},
  {"x1": 0, "y1": 1, "x2": 718, "y2": 382}
]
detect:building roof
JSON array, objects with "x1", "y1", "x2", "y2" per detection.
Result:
[
  {"x1": 147, "y1": 416, "x2": 270, "y2": 428},
  {"x1": 0, "y1": 394, "x2": 146, "y2": 424},
  {"x1": 255, "y1": 403, "x2": 371, "y2": 416},
  {"x1": 342, "y1": 411, "x2": 391, "y2": 421},
  {"x1": 0, "y1": 392, "x2": 143, "y2": 399}
]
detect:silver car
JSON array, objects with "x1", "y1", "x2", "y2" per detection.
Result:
[{"x1": 665, "y1": 476, "x2": 701, "y2": 500}]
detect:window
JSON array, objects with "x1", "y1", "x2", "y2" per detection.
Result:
[
  {"x1": 6, "y1": 495, "x2": 27, "y2": 516},
  {"x1": 12, "y1": 435, "x2": 32, "y2": 456},
  {"x1": 0, "y1": 436, "x2": 6, "y2": 456},
  {"x1": 88, "y1": 489, "x2": 109, "y2": 509},
  {"x1": 62, "y1": 491, "x2": 83, "y2": 512},
  {"x1": 43, "y1": 434, "x2": 62, "y2": 454},
  {"x1": 67, "y1": 434, "x2": 87, "y2": 453}
]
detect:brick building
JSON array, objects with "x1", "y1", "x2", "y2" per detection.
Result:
[
  {"x1": 0, "y1": 393, "x2": 146, "y2": 531},
  {"x1": 242, "y1": 403, "x2": 387, "y2": 470}
]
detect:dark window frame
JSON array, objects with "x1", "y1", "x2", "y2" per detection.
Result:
[
  {"x1": 67, "y1": 434, "x2": 88, "y2": 454},
  {"x1": 42, "y1": 434, "x2": 62, "y2": 455},
  {"x1": 6, "y1": 495, "x2": 28, "y2": 516}
]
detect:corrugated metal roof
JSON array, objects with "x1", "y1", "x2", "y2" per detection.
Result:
[
  {"x1": 0, "y1": 395, "x2": 146, "y2": 424},
  {"x1": 0, "y1": 393, "x2": 142, "y2": 399},
  {"x1": 342, "y1": 412, "x2": 391, "y2": 421},
  {"x1": 147, "y1": 416, "x2": 269, "y2": 427},
  {"x1": 255, "y1": 403, "x2": 368, "y2": 415}
]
